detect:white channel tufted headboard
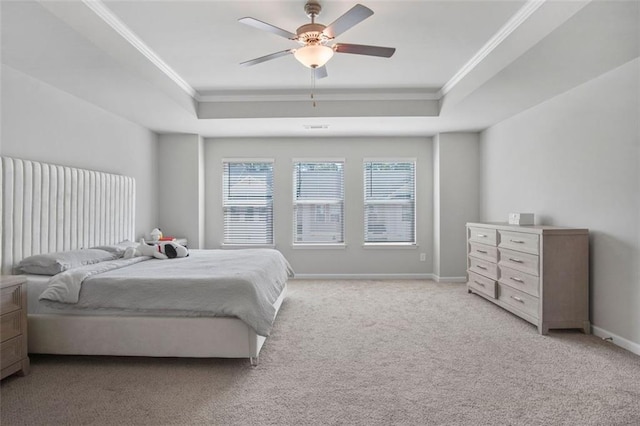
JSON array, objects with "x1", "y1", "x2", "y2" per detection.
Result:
[{"x1": 1, "y1": 157, "x2": 135, "y2": 274}]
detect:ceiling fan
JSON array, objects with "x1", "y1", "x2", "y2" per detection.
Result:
[{"x1": 239, "y1": 1, "x2": 396, "y2": 79}]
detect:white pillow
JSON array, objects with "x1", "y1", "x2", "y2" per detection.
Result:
[
  {"x1": 90, "y1": 240, "x2": 138, "y2": 257},
  {"x1": 17, "y1": 249, "x2": 118, "y2": 275}
]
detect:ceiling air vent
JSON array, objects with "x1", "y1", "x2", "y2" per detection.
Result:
[{"x1": 303, "y1": 124, "x2": 329, "y2": 130}]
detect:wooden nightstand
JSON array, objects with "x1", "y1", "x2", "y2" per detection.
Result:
[{"x1": 1, "y1": 275, "x2": 30, "y2": 380}]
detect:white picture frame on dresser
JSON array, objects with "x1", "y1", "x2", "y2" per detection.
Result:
[{"x1": 466, "y1": 222, "x2": 590, "y2": 335}]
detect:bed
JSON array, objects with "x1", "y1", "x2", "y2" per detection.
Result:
[{"x1": 1, "y1": 157, "x2": 292, "y2": 366}]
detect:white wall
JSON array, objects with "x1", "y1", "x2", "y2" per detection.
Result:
[
  {"x1": 1, "y1": 65, "x2": 159, "y2": 239},
  {"x1": 433, "y1": 133, "x2": 480, "y2": 280},
  {"x1": 157, "y1": 134, "x2": 204, "y2": 248},
  {"x1": 479, "y1": 59, "x2": 640, "y2": 349},
  {"x1": 205, "y1": 137, "x2": 433, "y2": 277}
]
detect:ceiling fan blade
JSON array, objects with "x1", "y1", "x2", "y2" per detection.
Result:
[
  {"x1": 240, "y1": 49, "x2": 294, "y2": 67},
  {"x1": 238, "y1": 17, "x2": 298, "y2": 40},
  {"x1": 334, "y1": 43, "x2": 396, "y2": 58},
  {"x1": 323, "y1": 4, "x2": 373, "y2": 39},
  {"x1": 314, "y1": 66, "x2": 328, "y2": 79}
]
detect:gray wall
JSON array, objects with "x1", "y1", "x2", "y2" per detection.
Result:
[
  {"x1": 157, "y1": 134, "x2": 204, "y2": 248},
  {"x1": 479, "y1": 59, "x2": 639, "y2": 348},
  {"x1": 205, "y1": 137, "x2": 433, "y2": 277},
  {"x1": 0, "y1": 65, "x2": 159, "y2": 239},
  {"x1": 433, "y1": 133, "x2": 480, "y2": 280}
]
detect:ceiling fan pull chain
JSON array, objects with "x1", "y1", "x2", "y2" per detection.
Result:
[{"x1": 311, "y1": 69, "x2": 317, "y2": 107}]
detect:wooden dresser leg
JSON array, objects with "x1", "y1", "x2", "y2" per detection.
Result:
[{"x1": 17, "y1": 357, "x2": 30, "y2": 376}]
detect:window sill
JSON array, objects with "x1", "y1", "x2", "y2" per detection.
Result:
[
  {"x1": 362, "y1": 243, "x2": 418, "y2": 249},
  {"x1": 291, "y1": 243, "x2": 347, "y2": 250},
  {"x1": 221, "y1": 244, "x2": 276, "y2": 249}
]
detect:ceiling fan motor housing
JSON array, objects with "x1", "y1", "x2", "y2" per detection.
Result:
[{"x1": 297, "y1": 23, "x2": 330, "y2": 45}]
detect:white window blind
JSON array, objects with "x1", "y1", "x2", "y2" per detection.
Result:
[
  {"x1": 222, "y1": 161, "x2": 273, "y2": 245},
  {"x1": 364, "y1": 161, "x2": 416, "y2": 244},
  {"x1": 293, "y1": 161, "x2": 344, "y2": 244}
]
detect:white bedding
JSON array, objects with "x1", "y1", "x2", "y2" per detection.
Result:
[{"x1": 36, "y1": 249, "x2": 294, "y2": 336}]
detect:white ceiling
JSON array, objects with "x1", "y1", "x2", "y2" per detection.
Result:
[
  {"x1": 2, "y1": 0, "x2": 638, "y2": 138},
  {"x1": 102, "y1": 0, "x2": 525, "y2": 93}
]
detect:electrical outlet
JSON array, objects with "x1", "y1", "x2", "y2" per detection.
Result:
[{"x1": 420, "y1": 253, "x2": 426, "y2": 262}]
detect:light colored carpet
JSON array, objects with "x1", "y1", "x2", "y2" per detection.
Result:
[{"x1": 1, "y1": 280, "x2": 639, "y2": 426}]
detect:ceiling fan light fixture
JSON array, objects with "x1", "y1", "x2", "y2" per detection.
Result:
[{"x1": 294, "y1": 44, "x2": 334, "y2": 68}]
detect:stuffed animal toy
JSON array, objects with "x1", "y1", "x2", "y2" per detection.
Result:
[{"x1": 124, "y1": 239, "x2": 189, "y2": 260}]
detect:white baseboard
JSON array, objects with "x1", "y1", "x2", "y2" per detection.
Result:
[
  {"x1": 292, "y1": 273, "x2": 436, "y2": 280},
  {"x1": 592, "y1": 326, "x2": 640, "y2": 356},
  {"x1": 434, "y1": 276, "x2": 468, "y2": 283},
  {"x1": 292, "y1": 274, "x2": 469, "y2": 283}
]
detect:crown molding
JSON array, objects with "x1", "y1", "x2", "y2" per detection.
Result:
[
  {"x1": 82, "y1": 0, "x2": 197, "y2": 99},
  {"x1": 438, "y1": 0, "x2": 546, "y2": 98}
]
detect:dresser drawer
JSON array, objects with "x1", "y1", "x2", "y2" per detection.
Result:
[
  {"x1": 0, "y1": 285, "x2": 22, "y2": 315},
  {"x1": 468, "y1": 257, "x2": 498, "y2": 280},
  {"x1": 498, "y1": 248, "x2": 539, "y2": 276},
  {"x1": 499, "y1": 230, "x2": 539, "y2": 255},
  {"x1": 499, "y1": 285, "x2": 539, "y2": 320},
  {"x1": 468, "y1": 242, "x2": 498, "y2": 263},
  {"x1": 1, "y1": 310, "x2": 22, "y2": 343},
  {"x1": 499, "y1": 265, "x2": 539, "y2": 297},
  {"x1": 468, "y1": 227, "x2": 497, "y2": 246},
  {"x1": 0, "y1": 336, "x2": 23, "y2": 369},
  {"x1": 468, "y1": 271, "x2": 497, "y2": 299}
]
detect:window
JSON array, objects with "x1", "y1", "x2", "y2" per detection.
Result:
[
  {"x1": 364, "y1": 160, "x2": 416, "y2": 244},
  {"x1": 222, "y1": 161, "x2": 273, "y2": 245},
  {"x1": 293, "y1": 161, "x2": 344, "y2": 244}
]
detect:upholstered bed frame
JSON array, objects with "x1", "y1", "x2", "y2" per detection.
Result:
[
  {"x1": 1, "y1": 157, "x2": 135, "y2": 275},
  {"x1": 1, "y1": 157, "x2": 283, "y2": 365}
]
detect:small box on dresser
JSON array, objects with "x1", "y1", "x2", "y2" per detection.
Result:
[
  {"x1": 466, "y1": 222, "x2": 590, "y2": 335},
  {"x1": 1, "y1": 275, "x2": 30, "y2": 380}
]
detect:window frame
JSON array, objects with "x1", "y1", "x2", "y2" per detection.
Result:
[
  {"x1": 291, "y1": 158, "x2": 346, "y2": 248},
  {"x1": 221, "y1": 158, "x2": 275, "y2": 248},
  {"x1": 363, "y1": 158, "x2": 417, "y2": 247}
]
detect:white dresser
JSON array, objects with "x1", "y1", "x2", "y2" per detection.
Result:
[{"x1": 466, "y1": 222, "x2": 589, "y2": 334}]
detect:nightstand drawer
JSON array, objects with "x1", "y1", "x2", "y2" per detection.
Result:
[
  {"x1": 0, "y1": 336, "x2": 23, "y2": 369},
  {"x1": 499, "y1": 285, "x2": 539, "y2": 320},
  {"x1": 0, "y1": 285, "x2": 22, "y2": 315},
  {"x1": 499, "y1": 230, "x2": 539, "y2": 255},
  {"x1": 1, "y1": 310, "x2": 22, "y2": 342},
  {"x1": 498, "y1": 248, "x2": 539, "y2": 276},
  {"x1": 0, "y1": 276, "x2": 29, "y2": 380},
  {"x1": 468, "y1": 227, "x2": 497, "y2": 246},
  {"x1": 468, "y1": 242, "x2": 498, "y2": 263}
]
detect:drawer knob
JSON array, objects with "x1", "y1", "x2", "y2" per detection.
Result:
[
  {"x1": 476, "y1": 249, "x2": 488, "y2": 254},
  {"x1": 510, "y1": 239, "x2": 525, "y2": 244},
  {"x1": 508, "y1": 257, "x2": 524, "y2": 263},
  {"x1": 474, "y1": 280, "x2": 485, "y2": 287},
  {"x1": 510, "y1": 295, "x2": 524, "y2": 303},
  {"x1": 477, "y1": 234, "x2": 487, "y2": 238},
  {"x1": 510, "y1": 277, "x2": 524, "y2": 283},
  {"x1": 476, "y1": 265, "x2": 487, "y2": 270}
]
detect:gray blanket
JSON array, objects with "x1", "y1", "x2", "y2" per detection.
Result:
[{"x1": 39, "y1": 249, "x2": 294, "y2": 336}]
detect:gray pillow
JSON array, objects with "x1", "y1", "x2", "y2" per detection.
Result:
[
  {"x1": 17, "y1": 249, "x2": 118, "y2": 275},
  {"x1": 90, "y1": 240, "x2": 138, "y2": 257}
]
